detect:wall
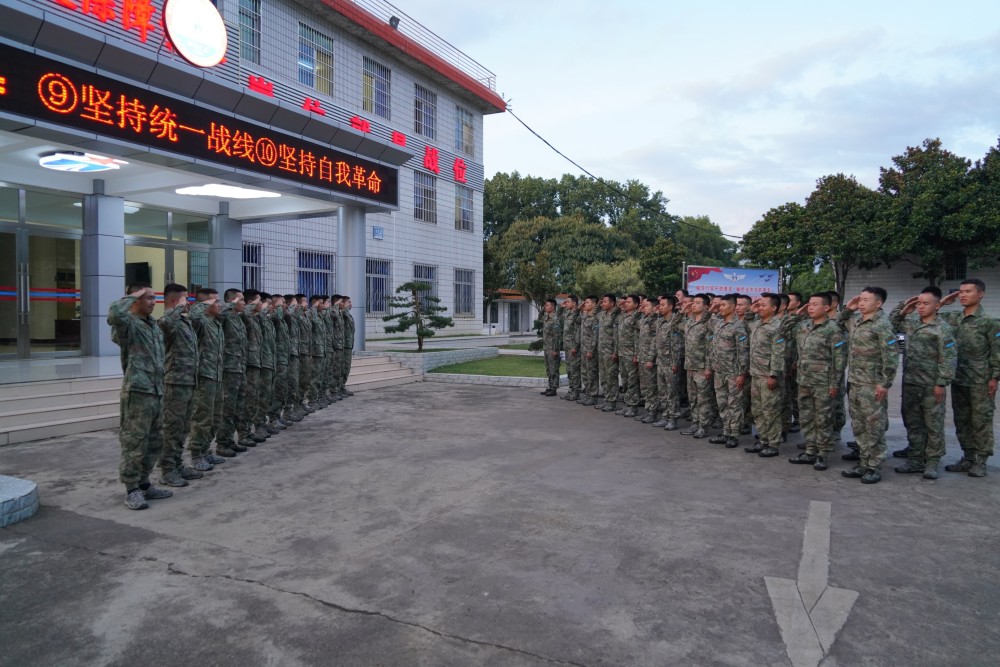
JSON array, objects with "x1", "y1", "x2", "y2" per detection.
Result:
[
  {"x1": 844, "y1": 259, "x2": 1000, "y2": 315},
  {"x1": 355, "y1": 347, "x2": 497, "y2": 374}
]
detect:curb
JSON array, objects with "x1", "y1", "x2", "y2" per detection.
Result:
[{"x1": 0, "y1": 475, "x2": 39, "y2": 527}]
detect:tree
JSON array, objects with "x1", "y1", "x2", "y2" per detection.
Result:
[
  {"x1": 513, "y1": 250, "x2": 560, "y2": 313},
  {"x1": 673, "y1": 215, "x2": 737, "y2": 266},
  {"x1": 638, "y1": 237, "x2": 686, "y2": 296},
  {"x1": 484, "y1": 172, "x2": 558, "y2": 241},
  {"x1": 382, "y1": 281, "x2": 454, "y2": 351},
  {"x1": 740, "y1": 202, "x2": 811, "y2": 271},
  {"x1": 575, "y1": 259, "x2": 645, "y2": 297}
]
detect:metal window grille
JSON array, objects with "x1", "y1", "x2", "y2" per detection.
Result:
[
  {"x1": 454, "y1": 269, "x2": 475, "y2": 317},
  {"x1": 414, "y1": 84, "x2": 437, "y2": 139},
  {"x1": 297, "y1": 250, "x2": 335, "y2": 297},
  {"x1": 455, "y1": 106, "x2": 474, "y2": 155},
  {"x1": 298, "y1": 24, "x2": 334, "y2": 95},
  {"x1": 944, "y1": 254, "x2": 967, "y2": 281},
  {"x1": 455, "y1": 184, "x2": 473, "y2": 232},
  {"x1": 366, "y1": 258, "x2": 392, "y2": 317},
  {"x1": 414, "y1": 264, "x2": 438, "y2": 310},
  {"x1": 239, "y1": 0, "x2": 261, "y2": 65},
  {"x1": 414, "y1": 171, "x2": 437, "y2": 224},
  {"x1": 362, "y1": 57, "x2": 392, "y2": 119},
  {"x1": 242, "y1": 242, "x2": 263, "y2": 290}
]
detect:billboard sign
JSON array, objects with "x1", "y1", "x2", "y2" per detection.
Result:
[{"x1": 686, "y1": 265, "x2": 780, "y2": 296}]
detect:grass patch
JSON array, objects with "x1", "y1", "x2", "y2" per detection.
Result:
[
  {"x1": 368, "y1": 333, "x2": 485, "y2": 342},
  {"x1": 429, "y1": 356, "x2": 548, "y2": 377},
  {"x1": 384, "y1": 348, "x2": 460, "y2": 353},
  {"x1": 499, "y1": 343, "x2": 534, "y2": 350}
]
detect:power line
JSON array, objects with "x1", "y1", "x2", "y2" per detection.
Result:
[{"x1": 504, "y1": 105, "x2": 744, "y2": 241}]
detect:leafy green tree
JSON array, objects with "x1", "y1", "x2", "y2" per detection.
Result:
[
  {"x1": 575, "y1": 259, "x2": 645, "y2": 297},
  {"x1": 383, "y1": 281, "x2": 454, "y2": 351},
  {"x1": 638, "y1": 237, "x2": 686, "y2": 295},
  {"x1": 741, "y1": 202, "x2": 811, "y2": 271},
  {"x1": 674, "y1": 215, "x2": 737, "y2": 266},
  {"x1": 964, "y1": 140, "x2": 1000, "y2": 268},
  {"x1": 512, "y1": 250, "x2": 560, "y2": 313},
  {"x1": 789, "y1": 263, "x2": 835, "y2": 297},
  {"x1": 484, "y1": 172, "x2": 558, "y2": 241}
]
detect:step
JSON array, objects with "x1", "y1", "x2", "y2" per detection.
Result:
[
  {"x1": 347, "y1": 363, "x2": 408, "y2": 379},
  {"x1": 0, "y1": 376, "x2": 122, "y2": 400},
  {"x1": 0, "y1": 387, "x2": 121, "y2": 413},
  {"x1": 1, "y1": 413, "x2": 120, "y2": 446},
  {"x1": 345, "y1": 372, "x2": 420, "y2": 392},
  {"x1": 347, "y1": 367, "x2": 415, "y2": 384}
]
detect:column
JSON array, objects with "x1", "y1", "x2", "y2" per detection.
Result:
[
  {"x1": 81, "y1": 181, "x2": 124, "y2": 357},
  {"x1": 337, "y1": 205, "x2": 366, "y2": 351},
  {"x1": 209, "y1": 202, "x2": 242, "y2": 294}
]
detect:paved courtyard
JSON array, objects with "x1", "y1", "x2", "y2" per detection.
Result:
[{"x1": 1, "y1": 382, "x2": 998, "y2": 666}]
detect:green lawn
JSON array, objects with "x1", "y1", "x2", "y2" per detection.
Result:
[
  {"x1": 429, "y1": 355, "x2": 548, "y2": 377},
  {"x1": 384, "y1": 348, "x2": 460, "y2": 353},
  {"x1": 498, "y1": 343, "x2": 534, "y2": 350}
]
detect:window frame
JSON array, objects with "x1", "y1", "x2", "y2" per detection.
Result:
[
  {"x1": 298, "y1": 23, "x2": 335, "y2": 95},
  {"x1": 455, "y1": 105, "x2": 474, "y2": 156},
  {"x1": 239, "y1": 0, "x2": 261, "y2": 65},
  {"x1": 297, "y1": 249, "x2": 335, "y2": 297},
  {"x1": 414, "y1": 84, "x2": 438, "y2": 139},
  {"x1": 366, "y1": 257, "x2": 392, "y2": 317},
  {"x1": 413, "y1": 170, "x2": 437, "y2": 224},
  {"x1": 242, "y1": 242, "x2": 263, "y2": 290},
  {"x1": 362, "y1": 57, "x2": 392, "y2": 119},
  {"x1": 455, "y1": 184, "x2": 474, "y2": 232},
  {"x1": 454, "y1": 268, "x2": 475, "y2": 318}
]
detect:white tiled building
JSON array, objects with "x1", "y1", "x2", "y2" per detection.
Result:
[{"x1": 843, "y1": 256, "x2": 1000, "y2": 314}]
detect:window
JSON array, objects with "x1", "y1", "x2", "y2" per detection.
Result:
[
  {"x1": 239, "y1": 0, "x2": 261, "y2": 65},
  {"x1": 414, "y1": 171, "x2": 437, "y2": 224},
  {"x1": 297, "y1": 250, "x2": 335, "y2": 297},
  {"x1": 414, "y1": 264, "x2": 438, "y2": 310},
  {"x1": 242, "y1": 242, "x2": 263, "y2": 290},
  {"x1": 362, "y1": 57, "x2": 391, "y2": 119},
  {"x1": 456, "y1": 106, "x2": 474, "y2": 156},
  {"x1": 944, "y1": 254, "x2": 967, "y2": 281},
  {"x1": 366, "y1": 258, "x2": 392, "y2": 317},
  {"x1": 454, "y1": 269, "x2": 475, "y2": 317},
  {"x1": 414, "y1": 84, "x2": 437, "y2": 139},
  {"x1": 298, "y1": 24, "x2": 334, "y2": 95},
  {"x1": 455, "y1": 184, "x2": 474, "y2": 232}
]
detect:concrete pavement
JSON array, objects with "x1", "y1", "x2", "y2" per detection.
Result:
[{"x1": 1, "y1": 383, "x2": 998, "y2": 666}]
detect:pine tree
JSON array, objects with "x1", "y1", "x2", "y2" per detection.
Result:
[{"x1": 382, "y1": 281, "x2": 455, "y2": 351}]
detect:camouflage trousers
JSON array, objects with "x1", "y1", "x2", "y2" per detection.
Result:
[
  {"x1": 621, "y1": 359, "x2": 641, "y2": 408},
  {"x1": 218, "y1": 370, "x2": 246, "y2": 446},
  {"x1": 687, "y1": 370, "x2": 714, "y2": 428},
  {"x1": 677, "y1": 360, "x2": 688, "y2": 405},
  {"x1": 189, "y1": 376, "x2": 222, "y2": 458},
  {"x1": 599, "y1": 354, "x2": 620, "y2": 402},
  {"x1": 833, "y1": 379, "x2": 847, "y2": 435},
  {"x1": 242, "y1": 366, "x2": 260, "y2": 438},
  {"x1": 785, "y1": 370, "x2": 799, "y2": 428},
  {"x1": 581, "y1": 352, "x2": 599, "y2": 397},
  {"x1": 707, "y1": 375, "x2": 720, "y2": 420},
  {"x1": 847, "y1": 383, "x2": 888, "y2": 469},
  {"x1": 256, "y1": 368, "x2": 274, "y2": 426},
  {"x1": 342, "y1": 348, "x2": 353, "y2": 388},
  {"x1": 638, "y1": 362, "x2": 658, "y2": 414},
  {"x1": 159, "y1": 383, "x2": 195, "y2": 473},
  {"x1": 799, "y1": 384, "x2": 838, "y2": 456},
  {"x1": 298, "y1": 355, "x2": 311, "y2": 404},
  {"x1": 286, "y1": 355, "x2": 300, "y2": 409},
  {"x1": 751, "y1": 375, "x2": 784, "y2": 446},
  {"x1": 269, "y1": 365, "x2": 288, "y2": 421},
  {"x1": 656, "y1": 364, "x2": 681, "y2": 418},
  {"x1": 308, "y1": 355, "x2": 324, "y2": 401},
  {"x1": 328, "y1": 348, "x2": 344, "y2": 393},
  {"x1": 119, "y1": 390, "x2": 164, "y2": 490},
  {"x1": 565, "y1": 350, "x2": 582, "y2": 393},
  {"x1": 544, "y1": 350, "x2": 561, "y2": 391},
  {"x1": 901, "y1": 383, "x2": 947, "y2": 464},
  {"x1": 951, "y1": 383, "x2": 996, "y2": 458},
  {"x1": 714, "y1": 374, "x2": 745, "y2": 437}
]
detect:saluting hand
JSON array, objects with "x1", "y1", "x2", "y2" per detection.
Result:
[
  {"x1": 939, "y1": 291, "x2": 960, "y2": 306},
  {"x1": 845, "y1": 295, "x2": 862, "y2": 311}
]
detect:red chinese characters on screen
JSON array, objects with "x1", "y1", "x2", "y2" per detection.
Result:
[{"x1": 54, "y1": 0, "x2": 158, "y2": 44}]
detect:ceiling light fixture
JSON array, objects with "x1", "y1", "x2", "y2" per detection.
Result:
[
  {"x1": 175, "y1": 184, "x2": 281, "y2": 199},
  {"x1": 39, "y1": 151, "x2": 128, "y2": 173}
]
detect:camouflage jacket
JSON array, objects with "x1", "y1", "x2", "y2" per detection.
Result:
[
  {"x1": 296, "y1": 308, "x2": 311, "y2": 356},
  {"x1": 580, "y1": 310, "x2": 600, "y2": 355},
  {"x1": 159, "y1": 305, "x2": 198, "y2": 386},
  {"x1": 541, "y1": 310, "x2": 561, "y2": 352},
  {"x1": 616, "y1": 310, "x2": 640, "y2": 359},
  {"x1": 654, "y1": 312, "x2": 685, "y2": 369},
  {"x1": 636, "y1": 314, "x2": 659, "y2": 364},
  {"x1": 598, "y1": 307, "x2": 619, "y2": 356},
  {"x1": 710, "y1": 317, "x2": 749, "y2": 376},
  {"x1": 748, "y1": 316, "x2": 786, "y2": 378},
  {"x1": 562, "y1": 308, "x2": 581, "y2": 352},
  {"x1": 330, "y1": 306, "x2": 345, "y2": 350},
  {"x1": 271, "y1": 307, "x2": 290, "y2": 366},
  {"x1": 779, "y1": 313, "x2": 805, "y2": 364},
  {"x1": 683, "y1": 313, "x2": 713, "y2": 371},
  {"x1": 258, "y1": 311, "x2": 276, "y2": 370},
  {"x1": 242, "y1": 309, "x2": 263, "y2": 368},
  {"x1": 344, "y1": 311, "x2": 356, "y2": 349},
  {"x1": 938, "y1": 305, "x2": 1000, "y2": 386},
  {"x1": 890, "y1": 305, "x2": 958, "y2": 387},
  {"x1": 189, "y1": 301, "x2": 223, "y2": 381},
  {"x1": 795, "y1": 317, "x2": 847, "y2": 390},
  {"x1": 284, "y1": 306, "x2": 300, "y2": 358},
  {"x1": 837, "y1": 309, "x2": 899, "y2": 387},
  {"x1": 309, "y1": 308, "x2": 326, "y2": 356},
  {"x1": 108, "y1": 296, "x2": 165, "y2": 395},
  {"x1": 219, "y1": 302, "x2": 248, "y2": 374}
]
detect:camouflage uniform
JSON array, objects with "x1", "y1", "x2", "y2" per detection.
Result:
[
  {"x1": 329, "y1": 305, "x2": 345, "y2": 396},
  {"x1": 241, "y1": 308, "x2": 263, "y2": 438},
  {"x1": 319, "y1": 308, "x2": 334, "y2": 398},
  {"x1": 216, "y1": 302, "x2": 248, "y2": 449},
  {"x1": 939, "y1": 305, "x2": 1000, "y2": 466},
  {"x1": 890, "y1": 303, "x2": 957, "y2": 467},
  {"x1": 308, "y1": 307, "x2": 326, "y2": 403},
  {"x1": 710, "y1": 317, "x2": 750, "y2": 438},
  {"x1": 257, "y1": 310, "x2": 276, "y2": 430},
  {"x1": 188, "y1": 301, "x2": 224, "y2": 459},
  {"x1": 636, "y1": 313, "x2": 660, "y2": 416},
  {"x1": 541, "y1": 310, "x2": 562, "y2": 391},
  {"x1": 269, "y1": 306, "x2": 290, "y2": 423},
  {"x1": 655, "y1": 312, "x2": 685, "y2": 419},
  {"x1": 284, "y1": 304, "x2": 301, "y2": 416},
  {"x1": 780, "y1": 313, "x2": 805, "y2": 431},
  {"x1": 296, "y1": 306, "x2": 312, "y2": 407},
  {"x1": 579, "y1": 310, "x2": 600, "y2": 399},
  {"x1": 597, "y1": 307, "x2": 620, "y2": 404},
  {"x1": 795, "y1": 318, "x2": 848, "y2": 456},
  {"x1": 158, "y1": 305, "x2": 198, "y2": 474},
  {"x1": 684, "y1": 313, "x2": 714, "y2": 429},
  {"x1": 617, "y1": 310, "x2": 641, "y2": 409},
  {"x1": 749, "y1": 317, "x2": 786, "y2": 447},
  {"x1": 342, "y1": 309, "x2": 356, "y2": 390},
  {"x1": 108, "y1": 296, "x2": 165, "y2": 491},
  {"x1": 562, "y1": 307, "x2": 582, "y2": 397},
  {"x1": 838, "y1": 309, "x2": 900, "y2": 470}
]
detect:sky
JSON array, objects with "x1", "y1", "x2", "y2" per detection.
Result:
[{"x1": 398, "y1": 0, "x2": 1000, "y2": 239}]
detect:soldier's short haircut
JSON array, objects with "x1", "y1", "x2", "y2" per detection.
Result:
[
  {"x1": 659, "y1": 294, "x2": 678, "y2": 308},
  {"x1": 760, "y1": 293, "x2": 781, "y2": 309},
  {"x1": 789, "y1": 291, "x2": 804, "y2": 303},
  {"x1": 721, "y1": 294, "x2": 737, "y2": 305},
  {"x1": 331, "y1": 294, "x2": 342, "y2": 301},
  {"x1": 627, "y1": 294, "x2": 641, "y2": 306},
  {"x1": 341, "y1": 295, "x2": 350, "y2": 301},
  {"x1": 961, "y1": 278, "x2": 986, "y2": 292},
  {"x1": 827, "y1": 291, "x2": 841, "y2": 304},
  {"x1": 567, "y1": 294, "x2": 579, "y2": 305},
  {"x1": 705, "y1": 292, "x2": 716, "y2": 301},
  {"x1": 585, "y1": 295, "x2": 598, "y2": 303},
  {"x1": 603, "y1": 293, "x2": 617, "y2": 303},
  {"x1": 244, "y1": 289, "x2": 260, "y2": 303},
  {"x1": 126, "y1": 282, "x2": 151, "y2": 294},
  {"x1": 224, "y1": 288, "x2": 242, "y2": 302},
  {"x1": 295, "y1": 293, "x2": 307, "y2": 300},
  {"x1": 546, "y1": 298, "x2": 558, "y2": 308},
  {"x1": 164, "y1": 283, "x2": 187, "y2": 299},
  {"x1": 862, "y1": 286, "x2": 887, "y2": 304},
  {"x1": 196, "y1": 287, "x2": 217, "y2": 301},
  {"x1": 693, "y1": 293, "x2": 711, "y2": 307},
  {"x1": 284, "y1": 294, "x2": 296, "y2": 302},
  {"x1": 677, "y1": 289, "x2": 690, "y2": 297},
  {"x1": 310, "y1": 295, "x2": 323, "y2": 304},
  {"x1": 736, "y1": 294, "x2": 752, "y2": 304},
  {"x1": 778, "y1": 293, "x2": 790, "y2": 307},
  {"x1": 259, "y1": 292, "x2": 271, "y2": 300},
  {"x1": 921, "y1": 286, "x2": 943, "y2": 300},
  {"x1": 809, "y1": 292, "x2": 832, "y2": 306}
]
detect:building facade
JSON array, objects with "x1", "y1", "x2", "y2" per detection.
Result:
[
  {"x1": 843, "y1": 256, "x2": 1000, "y2": 314},
  {"x1": 0, "y1": 0, "x2": 503, "y2": 363}
]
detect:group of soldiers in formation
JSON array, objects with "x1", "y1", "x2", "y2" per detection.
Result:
[
  {"x1": 539, "y1": 279, "x2": 999, "y2": 484},
  {"x1": 109, "y1": 283, "x2": 356, "y2": 510}
]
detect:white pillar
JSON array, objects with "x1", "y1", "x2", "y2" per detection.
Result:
[
  {"x1": 81, "y1": 182, "x2": 124, "y2": 357},
  {"x1": 210, "y1": 202, "x2": 242, "y2": 294},
  {"x1": 337, "y1": 205, "x2": 366, "y2": 351}
]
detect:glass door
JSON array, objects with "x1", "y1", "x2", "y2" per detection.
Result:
[
  {"x1": 27, "y1": 233, "x2": 82, "y2": 355},
  {"x1": 0, "y1": 231, "x2": 18, "y2": 357},
  {"x1": 509, "y1": 302, "x2": 520, "y2": 333}
]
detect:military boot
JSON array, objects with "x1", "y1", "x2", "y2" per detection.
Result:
[
  {"x1": 744, "y1": 442, "x2": 764, "y2": 454},
  {"x1": 640, "y1": 413, "x2": 657, "y2": 424},
  {"x1": 601, "y1": 402, "x2": 617, "y2": 412},
  {"x1": 758, "y1": 446, "x2": 780, "y2": 458},
  {"x1": 841, "y1": 449, "x2": 860, "y2": 461},
  {"x1": 922, "y1": 461, "x2": 940, "y2": 480},
  {"x1": 711, "y1": 417, "x2": 724, "y2": 430},
  {"x1": 725, "y1": 437, "x2": 740, "y2": 449},
  {"x1": 813, "y1": 456, "x2": 828, "y2": 471},
  {"x1": 841, "y1": 465, "x2": 865, "y2": 478},
  {"x1": 141, "y1": 484, "x2": 173, "y2": 500},
  {"x1": 615, "y1": 405, "x2": 627, "y2": 415},
  {"x1": 680, "y1": 424, "x2": 699, "y2": 435},
  {"x1": 192, "y1": 457, "x2": 214, "y2": 472},
  {"x1": 651, "y1": 417, "x2": 669, "y2": 427},
  {"x1": 968, "y1": 455, "x2": 988, "y2": 478},
  {"x1": 860, "y1": 468, "x2": 882, "y2": 484},
  {"x1": 663, "y1": 419, "x2": 679, "y2": 431},
  {"x1": 216, "y1": 446, "x2": 238, "y2": 458},
  {"x1": 233, "y1": 441, "x2": 250, "y2": 452},
  {"x1": 622, "y1": 407, "x2": 638, "y2": 418},
  {"x1": 692, "y1": 428, "x2": 708, "y2": 439},
  {"x1": 945, "y1": 457, "x2": 973, "y2": 473},
  {"x1": 161, "y1": 469, "x2": 189, "y2": 487},
  {"x1": 580, "y1": 397, "x2": 597, "y2": 406},
  {"x1": 892, "y1": 446, "x2": 912, "y2": 458},
  {"x1": 894, "y1": 461, "x2": 925, "y2": 474},
  {"x1": 206, "y1": 453, "x2": 226, "y2": 465},
  {"x1": 709, "y1": 434, "x2": 729, "y2": 444},
  {"x1": 789, "y1": 452, "x2": 817, "y2": 465},
  {"x1": 178, "y1": 465, "x2": 203, "y2": 480}
]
